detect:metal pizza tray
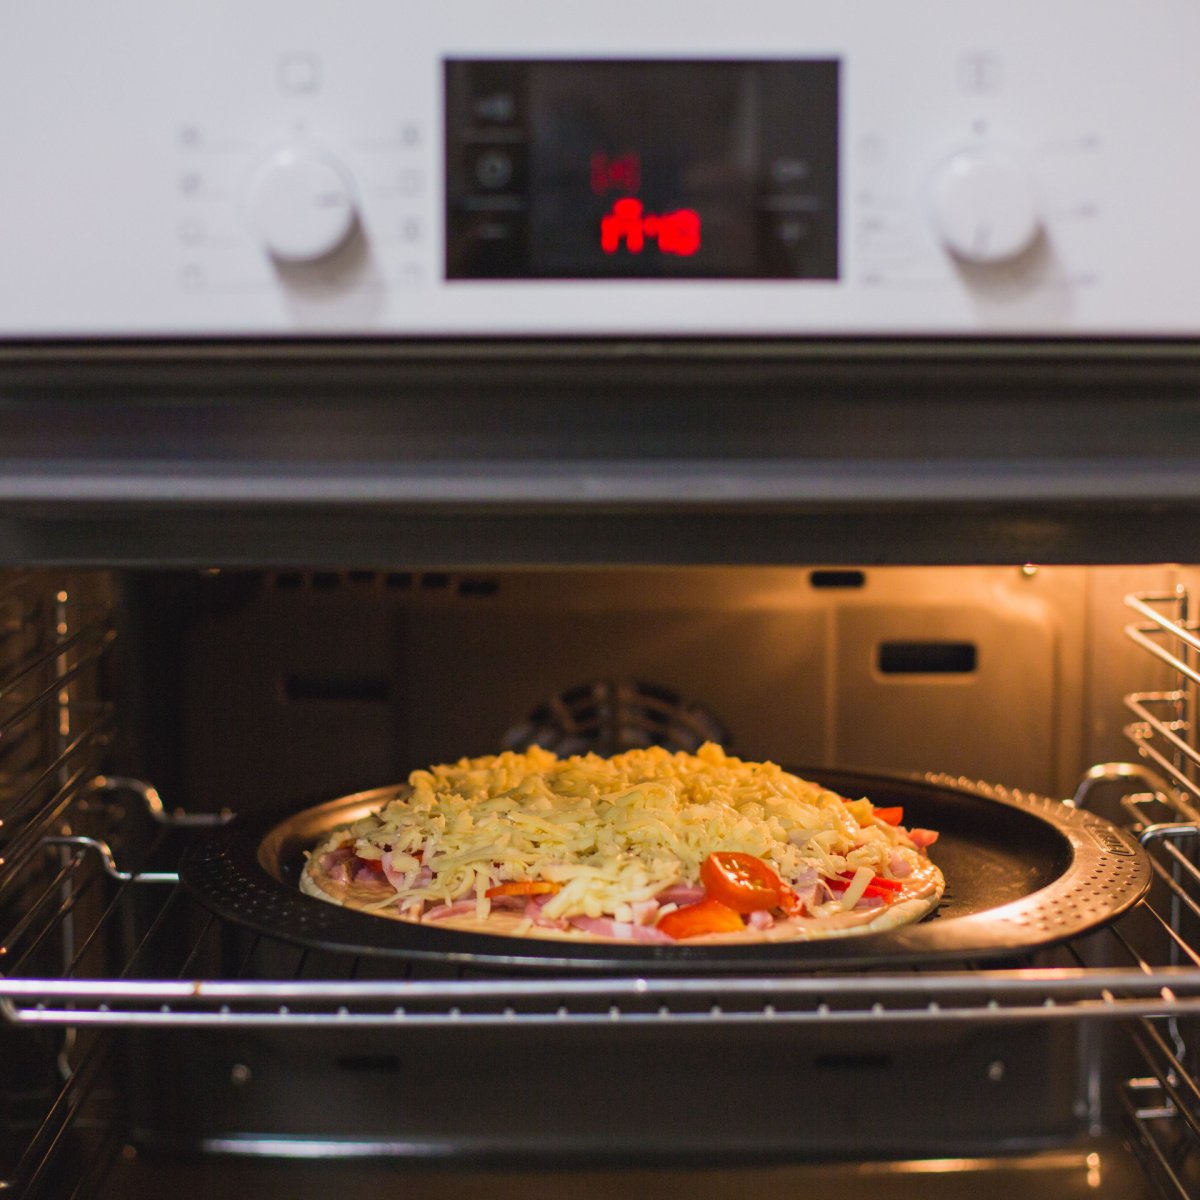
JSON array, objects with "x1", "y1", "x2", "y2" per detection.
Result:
[{"x1": 178, "y1": 768, "x2": 1151, "y2": 973}]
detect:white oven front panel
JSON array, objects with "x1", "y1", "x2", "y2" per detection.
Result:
[{"x1": 2, "y1": 0, "x2": 1198, "y2": 337}]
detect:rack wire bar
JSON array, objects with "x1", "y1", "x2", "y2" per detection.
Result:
[
  {"x1": 3, "y1": 1034, "x2": 112, "y2": 1199},
  {"x1": 2, "y1": 859, "x2": 101, "y2": 978},
  {"x1": 0, "y1": 721, "x2": 114, "y2": 894},
  {"x1": 1, "y1": 713, "x2": 115, "y2": 836},
  {"x1": 1124, "y1": 591, "x2": 1200, "y2": 816},
  {"x1": 1115, "y1": 890, "x2": 1200, "y2": 970},
  {"x1": 1119, "y1": 587, "x2": 1200, "y2": 1200},
  {"x1": 1125, "y1": 694, "x2": 1200, "y2": 801},
  {"x1": 6, "y1": 1000, "x2": 1200, "y2": 1028},
  {"x1": 5, "y1": 963, "x2": 1200, "y2": 1028},
  {"x1": 0, "y1": 576, "x2": 120, "y2": 1200},
  {"x1": 1123, "y1": 700, "x2": 1200, "y2": 806},
  {"x1": 0, "y1": 623, "x2": 111, "y2": 711},
  {"x1": 85, "y1": 776, "x2": 232, "y2": 828},
  {"x1": 1126, "y1": 592, "x2": 1200, "y2": 685},
  {"x1": 6, "y1": 966, "x2": 1200, "y2": 1004},
  {"x1": 1129, "y1": 1021, "x2": 1200, "y2": 1145},
  {"x1": 40, "y1": 836, "x2": 178, "y2": 886},
  {"x1": 1122, "y1": 1078, "x2": 1197, "y2": 1200}
]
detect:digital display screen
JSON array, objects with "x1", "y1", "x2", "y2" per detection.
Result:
[{"x1": 445, "y1": 60, "x2": 839, "y2": 280}]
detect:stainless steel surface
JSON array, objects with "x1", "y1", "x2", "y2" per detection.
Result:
[
  {"x1": 7, "y1": 970, "x2": 1200, "y2": 1028},
  {"x1": 165, "y1": 567, "x2": 1094, "y2": 803},
  {"x1": 4, "y1": 345, "x2": 1200, "y2": 567}
]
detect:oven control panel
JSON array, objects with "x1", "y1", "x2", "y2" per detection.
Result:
[
  {"x1": 2, "y1": 0, "x2": 1198, "y2": 337},
  {"x1": 444, "y1": 59, "x2": 840, "y2": 283}
]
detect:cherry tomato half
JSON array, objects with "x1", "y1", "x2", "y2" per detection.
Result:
[
  {"x1": 657, "y1": 897, "x2": 746, "y2": 940},
  {"x1": 700, "y1": 851, "x2": 785, "y2": 913},
  {"x1": 484, "y1": 881, "x2": 562, "y2": 898}
]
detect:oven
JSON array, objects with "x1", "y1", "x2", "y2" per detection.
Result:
[{"x1": 5, "y1": 3, "x2": 1200, "y2": 1198}]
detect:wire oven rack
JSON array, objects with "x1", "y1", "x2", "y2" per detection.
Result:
[
  {"x1": 1113, "y1": 587, "x2": 1200, "y2": 1200},
  {"x1": 5, "y1": 581, "x2": 1200, "y2": 1197}
]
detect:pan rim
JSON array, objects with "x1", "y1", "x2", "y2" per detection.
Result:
[{"x1": 178, "y1": 767, "x2": 1151, "y2": 973}]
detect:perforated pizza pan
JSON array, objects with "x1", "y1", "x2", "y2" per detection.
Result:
[{"x1": 179, "y1": 768, "x2": 1151, "y2": 974}]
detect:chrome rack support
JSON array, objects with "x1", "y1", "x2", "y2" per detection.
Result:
[
  {"x1": 1073, "y1": 763, "x2": 1168, "y2": 810},
  {"x1": 40, "y1": 835, "x2": 178, "y2": 886},
  {"x1": 1125, "y1": 590, "x2": 1200, "y2": 818},
  {"x1": 84, "y1": 775, "x2": 232, "y2": 828}
]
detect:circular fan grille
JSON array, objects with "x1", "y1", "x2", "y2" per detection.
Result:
[{"x1": 502, "y1": 679, "x2": 729, "y2": 756}]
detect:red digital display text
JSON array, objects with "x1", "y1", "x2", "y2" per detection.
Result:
[
  {"x1": 590, "y1": 151, "x2": 642, "y2": 195},
  {"x1": 600, "y1": 198, "x2": 701, "y2": 257}
]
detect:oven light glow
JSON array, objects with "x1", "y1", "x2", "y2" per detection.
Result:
[{"x1": 600, "y1": 198, "x2": 701, "y2": 257}]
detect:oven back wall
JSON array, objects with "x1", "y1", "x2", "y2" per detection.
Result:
[
  {"x1": 121, "y1": 565, "x2": 1174, "y2": 811},
  {"x1": 119, "y1": 1021, "x2": 1083, "y2": 1161}
]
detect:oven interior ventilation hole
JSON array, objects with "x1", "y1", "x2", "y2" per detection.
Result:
[
  {"x1": 269, "y1": 571, "x2": 499, "y2": 596},
  {"x1": 502, "y1": 679, "x2": 730, "y2": 756}
]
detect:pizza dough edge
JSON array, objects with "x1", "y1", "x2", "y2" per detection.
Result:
[{"x1": 299, "y1": 840, "x2": 946, "y2": 945}]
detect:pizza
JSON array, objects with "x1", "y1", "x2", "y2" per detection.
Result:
[{"x1": 300, "y1": 743, "x2": 944, "y2": 944}]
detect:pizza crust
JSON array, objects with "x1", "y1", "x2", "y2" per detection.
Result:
[{"x1": 300, "y1": 840, "x2": 945, "y2": 944}]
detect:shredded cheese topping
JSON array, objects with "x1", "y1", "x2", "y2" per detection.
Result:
[{"x1": 329, "y1": 743, "x2": 925, "y2": 923}]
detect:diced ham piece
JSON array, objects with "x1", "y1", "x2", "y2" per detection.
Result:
[
  {"x1": 525, "y1": 894, "x2": 569, "y2": 930},
  {"x1": 907, "y1": 828, "x2": 939, "y2": 849},
  {"x1": 351, "y1": 857, "x2": 386, "y2": 882},
  {"x1": 747, "y1": 909, "x2": 774, "y2": 930},
  {"x1": 887, "y1": 854, "x2": 913, "y2": 878},
  {"x1": 785, "y1": 885, "x2": 820, "y2": 915},
  {"x1": 568, "y1": 915, "x2": 673, "y2": 944},
  {"x1": 423, "y1": 899, "x2": 482, "y2": 921},
  {"x1": 319, "y1": 845, "x2": 355, "y2": 872},
  {"x1": 656, "y1": 883, "x2": 705, "y2": 906},
  {"x1": 319, "y1": 844, "x2": 356, "y2": 884},
  {"x1": 423, "y1": 893, "x2": 523, "y2": 921}
]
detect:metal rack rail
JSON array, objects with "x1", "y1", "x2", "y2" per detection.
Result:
[
  {"x1": 1115, "y1": 588, "x2": 1200, "y2": 1200},
  {"x1": 0, "y1": 573, "x2": 116, "y2": 1200}
]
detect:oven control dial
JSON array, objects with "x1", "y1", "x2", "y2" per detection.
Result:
[
  {"x1": 928, "y1": 148, "x2": 1041, "y2": 265},
  {"x1": 245, "y1": 148, "x2": 358, "y2": 263}
]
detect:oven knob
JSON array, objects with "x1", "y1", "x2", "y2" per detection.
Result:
[
  {"x1": 928, "y1": 149, "x2": 1041, "y2": 265},
  {"x1": 245, "y1": 148, "x2": 358, "y2": 263}
]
